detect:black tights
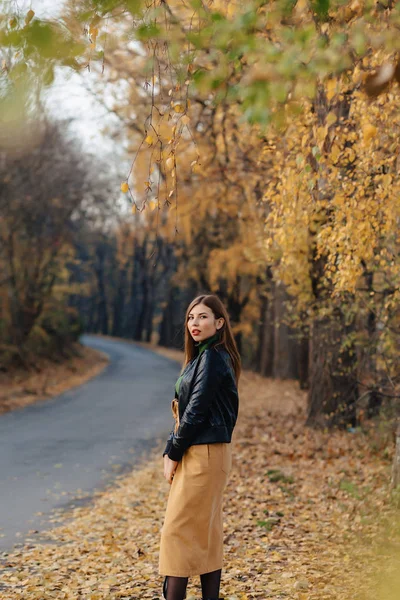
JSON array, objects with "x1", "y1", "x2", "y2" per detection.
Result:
[{"x1": 164, "y1": 568, "x2": 221, "y2": 600}]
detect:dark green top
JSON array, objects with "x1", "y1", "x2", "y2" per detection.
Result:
[{"x1": 175, "y1": 332, "x2": 220, "y2": 396}]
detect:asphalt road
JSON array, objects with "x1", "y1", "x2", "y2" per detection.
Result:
[{"x1": 0, "y1": 335, "x2": 180, "y2": 553}]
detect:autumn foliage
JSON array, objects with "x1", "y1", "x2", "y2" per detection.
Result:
[{"x1": 1, "y1": 1, "x2": 400, "y2": 425}]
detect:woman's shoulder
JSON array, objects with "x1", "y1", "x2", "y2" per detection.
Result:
[
  {"x1": 204, "y1": 345, "x2": 232, "y2": 368},
  {"x1": 202, "y1": 344, "x2": 226, "y2": 356}
]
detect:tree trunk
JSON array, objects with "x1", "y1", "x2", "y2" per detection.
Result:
[
  {"x1": 305, "y1": 85, "x2": 356, "y2": 427},
  {"x1": 272, "y1": 282, "x2": 298, "y2": 379},
  {"x1": 391, "y1": 420, "x2": 400, "y2": 489},
  {"x1": 306, "y1": 315, "x2": 358, "y2": 428},
  {"x1": 158, "y1": 288, "x2": 176, "y2": 347},
  {"x1": 111, "y1": 264, "x2": 127, "y2": 337},
  {"x1": 297, "y1": 330, "x2": 309, "y2": 390},
  {"x1": 158, "y1": 284, "x2": 195, "y2": 349},
  {"x1": 257, "y1": 291, "x2": 274, "y2": 376},
  {"x1": 125, "y1": 239, "x2": 140, "y2": 338},
  {"x1": 144, "y1": 275, "x2": 155, "y2": 343},
  {"x1": 363, "y1": 267, "x2": 383, "y2": 418},
  {"x1": 134, "y1": 274, "x2": 148, "y2": 341},
  {"x1": 224, "y1": 275, "x2": 250, "y2": 357},
  {"x1": 94, "y1": 244, "x2": 109, "y2": 335}
]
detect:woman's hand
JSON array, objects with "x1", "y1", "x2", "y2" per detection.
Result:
[{"x1": 164, "y1": 455, "x2": 178, "y2": 484}]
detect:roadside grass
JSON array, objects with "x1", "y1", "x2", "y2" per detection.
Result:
[{"x1": 0, "y1": 345, "x2": 109, "y2": 415}]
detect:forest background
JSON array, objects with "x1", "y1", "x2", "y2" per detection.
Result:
[{"x1": 1, "y1": 0, "x2": 400, "y2": 441}]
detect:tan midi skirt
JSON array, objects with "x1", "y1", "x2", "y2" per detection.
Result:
[{"x1": 159, "y1": 442, "x2": 232, "y2": 577}]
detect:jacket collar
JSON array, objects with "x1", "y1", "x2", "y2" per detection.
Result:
[{"x1": 195, "y1": 332, "x2": 220, "y2": 355}]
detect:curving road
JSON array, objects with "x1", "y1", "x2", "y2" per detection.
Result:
[{"x1": 0, "y1": 335, "x2": 180, "y2": 553}]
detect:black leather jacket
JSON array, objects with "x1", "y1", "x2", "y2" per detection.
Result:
[{"x1": 163, "y1": 345, "x2": 239, "y2": 462}]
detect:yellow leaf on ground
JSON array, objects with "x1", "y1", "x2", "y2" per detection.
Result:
[
  {"x1": 326, "y1": 112, "x2": 337, "y2": 126},
  {"x1": 331, "y1": 144, "x2": 341, "y2": 162},
  {"x1": 362, "y1": 123, "x2": 377, "y2": 144},
  {"x1": 326, "y1": 79, "x2": 337, "y2": 101}
]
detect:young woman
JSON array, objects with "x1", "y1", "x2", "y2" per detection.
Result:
[{"x1": 159, "y1": 294, "x2": 241, "y2": 600}]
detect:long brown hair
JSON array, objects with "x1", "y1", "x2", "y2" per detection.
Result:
[{"x1": 181, "y1": 294, "x2": 241, "y2": 384}]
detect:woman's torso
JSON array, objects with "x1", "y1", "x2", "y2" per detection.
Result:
[{"x1": 175, "y1": 345, "x2": 239, "y2": 447}]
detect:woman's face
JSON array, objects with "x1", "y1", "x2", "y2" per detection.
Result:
[{"x1": 187, "y1": 303, "x2": 224, "y2": 343}]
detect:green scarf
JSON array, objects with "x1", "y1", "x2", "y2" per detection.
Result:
[{"x1": 195, "y1": 331, "x2": 220, "y2": 355}]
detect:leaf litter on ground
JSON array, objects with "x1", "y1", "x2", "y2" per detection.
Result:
[{"x1": 1, "y1": 344, "x2": 399, "y2": 599}]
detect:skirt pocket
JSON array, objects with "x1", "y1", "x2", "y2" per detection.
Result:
[
  {"x1": 185, "y1": 443, "x2": 209, "y2": 474},
  {"x1": 208, "y1": 443, "x2": 232, "y2": 475}
]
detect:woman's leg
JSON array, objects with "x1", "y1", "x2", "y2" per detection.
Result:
[
  {"x1": 164, "y1": 575, "x2": 188, "y2": 600},
  {"x1": 200, "y1": 568, "x2": 222, "y2": 598}
]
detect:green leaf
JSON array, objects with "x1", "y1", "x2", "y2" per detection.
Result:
[
  {"x1": 9, "y1": 62, "x2": 28, "y2": 81},
  {"x1": 281, "y1": 0, "x2": 298, "y2": 17},
  {"x1": 311, "y1": 0, "x2": 330, "y2": 20},
  {"x1": 136, "y1": 23, "x2": 161, "y2": 41},
  {"x1": 91, "y1": 0, "x2": 120, "y2": 14},
  {"x1": 238, "y1": 10, "x2": 257, "y2": 30},
  {"x1": 25, "y1": 21, "x2": 55, "y2": 59},
  {"x1": 211, "y1": 12, "x2": 226, "y2": 23},
  {"x1": 43, "y1": 66, "x2": 55, "y2": 86},
  {"x1": 125, "y1": 0, "x2": 142, "y2": 16}
]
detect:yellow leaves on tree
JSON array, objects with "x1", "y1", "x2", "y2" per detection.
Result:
[
  {"x1": 262, "y1": 63, "x2": 400, "y2": 307},
  {"x1": 165, "y1": 156, "x2": 174, "y2": 171},
  {"x1": 208, "y1": 243, "x2": 261, "y2": 295},
  {"x1": 24, "y1": 9, "x2": 35, "y2": 26},
  {"x1": 173, "y1": 103, "x2": 185, "y2": 114},
  {"x1": 89, "y1": 24, "x2": 99, "y2": 42}
]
